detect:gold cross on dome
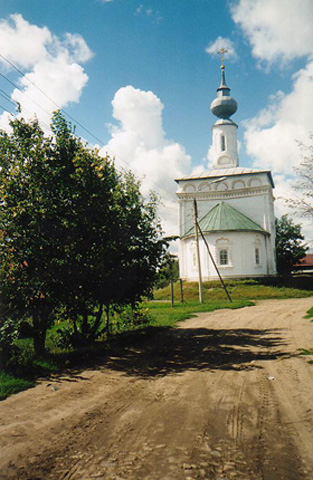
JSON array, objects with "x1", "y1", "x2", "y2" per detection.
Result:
[{"x1": 217, "y1": 47, "x2": 228, "y2": 67}]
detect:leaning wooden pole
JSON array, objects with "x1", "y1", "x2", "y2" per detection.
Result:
[
  {"x1": 197, "y1": 221, "x2": 232, "y2": 303},
  {"x1": 170, "y1": 279, "x2": 174, "y2": 308},
  {"x1": 193, "y1": 199, "x2": 203, "y2": 304},
  {"x1": 180, "y1": 279, "x2": 184, "y2": 303}
]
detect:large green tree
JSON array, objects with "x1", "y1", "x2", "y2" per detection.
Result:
[
  {"x1": 275, "y1": 215, "x2": 308, "y2": 276},
  {"x1": 0, "y1": 113, "x2": 166, "y2": 355},
  {"x1": 155, "y1": 252, "x2": 179, "y2": 289}
]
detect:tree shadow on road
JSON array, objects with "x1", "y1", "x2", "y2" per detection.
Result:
[{"x1": 103, "y1": 326, "x2": 288, "y2": 378}]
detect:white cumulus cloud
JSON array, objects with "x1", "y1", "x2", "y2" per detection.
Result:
[
  {"x1": 244, "y1": 61, "x2": 313, "y2": 175},
  {"x1": 0, "y1": 14, "x2": 93, "y2": 129},
  {"x1": 205, "y1": 36, "x2": 237, "y2": 62},
  {"x1": 231, "y1": 0, "x2": 313, "y2": 65},
  {"x1": 0, "y1": 14, "x2": 52, "y2": 69},
  {"x1": 231, "y1": 1, "x2": 313, "y2": 242},
  {"x1": 101, "y1": 86, "x2": 192, "y2": 236}
]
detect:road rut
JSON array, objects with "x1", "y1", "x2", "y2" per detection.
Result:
[{"x1": 1, "y1": 297, "x2": 313, "y2": 480}]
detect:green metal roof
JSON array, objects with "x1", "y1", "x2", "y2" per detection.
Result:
[{"x1": 185, "y1": 201, "x2": 267, "y2": 237}]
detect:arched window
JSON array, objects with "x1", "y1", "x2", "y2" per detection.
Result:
[
  {"x1": 215, "y1": 237, "x2": 232, "y2": 267},
  {"x1": 254, "y1": 237, "x2": 262, "y2": 267},
  {"x1": 220, "y1": 134, "x2": 226, "y2": 152},
  {"x1": 219, "y1": 249, "x2": 228, "y2": 265}
]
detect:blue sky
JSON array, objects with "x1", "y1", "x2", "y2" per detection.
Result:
[{"x1": 0, "y1": 0, "x2": 312, "y2": 242}]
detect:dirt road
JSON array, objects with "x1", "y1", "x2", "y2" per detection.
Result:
[{"x1": 1, "y1": 297, "x2": 313, "y2": 480}]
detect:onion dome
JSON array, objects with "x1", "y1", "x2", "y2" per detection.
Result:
[{"x1": 210, "y1": 64, "x2": 237, "y2": 120}]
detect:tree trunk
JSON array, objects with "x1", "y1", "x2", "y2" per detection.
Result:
[
  {"x1": 33, "y1": 332, "x2": 46, "y2": 357},
  {"x1": 105, "y1": 304, "x2": 110, "y2": 337},
  {"x1": 91, "y1": 303, "x2": 104, "y2": 337},
  {"x1": 81, "y1": 311, "x2": 88, "y2": 336},
  {"x1": 32, "y1": 311, "x2": 47, "y2": 357}
]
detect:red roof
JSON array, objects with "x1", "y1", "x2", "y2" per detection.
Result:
[{"x1": 295, "y1": 253, "x2": 313, "y2": 267}]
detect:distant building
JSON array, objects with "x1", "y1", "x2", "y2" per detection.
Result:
[
  {"x1": 176, "y1": 59, "x2": 276, "y2": 280},
  {"x1": 294, "y1": 253, "x2": 313, "y2": 272}
]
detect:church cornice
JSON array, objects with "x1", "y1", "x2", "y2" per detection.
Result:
[
  {"x1": 175, "y1": 169, "x2": 275, "y2": 188},
  {"x1": 181, "y1": 228, "x2": 270, "y2": 241},
  {"x1": 177, "y1": 185, "x2": 274, "y2": 201}
]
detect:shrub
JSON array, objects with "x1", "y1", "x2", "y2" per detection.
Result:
[
  {"x1": 0, "y1": 318, "x2": 20, "y2": 369},
  {"x1": 113, "y1": 306, "x2": 152, "y2": 333}
]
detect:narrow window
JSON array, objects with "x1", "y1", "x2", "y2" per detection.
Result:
[
  {"x1": 220, "y1": 134, "x2": 226, "y2": 152},
  {"x1": 219, "y1": 249, "x2": 228, "y2": 265},
  {"x1": 255, "y1": 247, "x2": 260, "y2": 265},
  {"x1": 192, "y1": 252, "x2": 197, "y2": 268}
]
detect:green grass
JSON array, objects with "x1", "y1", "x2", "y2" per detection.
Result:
[
  {"x1": 1, "y1": 277, "x2": 313, "y2": 400},
  {"x1": 154, "y1": 278, "x2": 313, "y2": 302},
  {"x1": 303, "y1": 307, "x2": 313, "y2": 364},
  {"x1": 300, "y1": 348, "x2": 313, "y2": 355},
  {"x1": 304, "y1": 306, "x2": 313, "y2": 319},
  {"x1": 299, "y1": 307, "x2": 313, "y2": 364},
  {"x1": 300, "y1": 347, "x2": 313, "y2": 365},
  {"x1": 144, "y1": 299, "x2": 254, "y2": 327},
  {"x1": 0, "y1": 371, "x2": 35, "y2": 401}
]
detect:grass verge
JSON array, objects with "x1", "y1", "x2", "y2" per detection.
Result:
[
  {"x1": 154, "y1": 278, "x2": 313, "y2": 302},
  {"x1": 145, "y1": 299, "x2": 254, "y2": 327},
  {"x1": 0, "y1": 371, "x2": 35, "y2": 401},
  {"x1": 303, "y1": 307, "x2": 313, "y2": 364},
  {"x1": 304, "y1": 306, "x2": 313, "y2": 320},
  {"x1": 1, "y1": 277, "x2": 313, "y2": 400}
]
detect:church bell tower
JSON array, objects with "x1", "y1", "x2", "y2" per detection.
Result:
[
  {"x1": 175, "y1": 49, "x2": 277, "y2": 280},
  {"x1": 210, "y1": 49, "x2": 239, "y2": 169}
]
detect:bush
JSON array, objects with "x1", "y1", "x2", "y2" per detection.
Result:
[
  {"x1": 0, "y1": 318, "x2": 20, "y2": 369},
  {"x1": 19, "y1": 321, "x2": 34, "y2": 338},
  {"x1": 112, "y1": 305, "x2": 153, "y2": 334},
  {"x1": 55, "y1": 323, "x2": 103, "y2": 350}
]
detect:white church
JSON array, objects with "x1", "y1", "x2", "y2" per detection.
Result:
[{"x1": 176, "y1": 58, "x2": 277, "y2": 280}]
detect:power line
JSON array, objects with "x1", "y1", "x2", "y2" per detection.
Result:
[
  {"x1": 0, "y1": 52, "x2": 180, "y2": 204},
  {"x1": 0, "y1": 87, "x2": 16, "y2": 106},
  {"x1": 0, "y1": 71, "x2": 57, "y2": 122},
  {"x1": 0, "y1": 103, "x2": 11, "y2": 113},
  {"x1": 0, "y1": 56, "x2": 184, "y2": 241}
]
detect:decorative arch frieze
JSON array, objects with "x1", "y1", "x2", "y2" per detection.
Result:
[
  {"x1": 198, "y1": 182, "x2": 211, "y2": 192},
  {"x1": 232, "y1": 179, "x2": 245, "y2": 189},
  {"x1": 247, "y1": 177, "x2": 262, "y2": 187},
  {"x1": 215, "y1": 182, "x2": 228, "y2": 191},
  {"x1": 183, "y1": 183, "x2": 196, "y2": 192}
]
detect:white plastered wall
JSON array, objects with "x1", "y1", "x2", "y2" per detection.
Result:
[
  {"x1": 212, "y1": 123, "x2": 238, "y2": 168},
  {"x1": 177, "y1": 172, "x2": 277, "y2": 279},
  {"x1": 181, "y1": 231, "x2": 269, "y2": 280}
]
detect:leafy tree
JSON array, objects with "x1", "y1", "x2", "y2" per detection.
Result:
[
  {"x1": 286, "y1": 135, "x2": 313, "y2": 219},
  {"x1": 0, "y1": 317, "x2": 20, "y2": 369},
  {"x1": 275, "y1": 215, "x2": 308, "y2": 276},
  {"x1": 155, "y1": 252, "x2": 179, "y2": 289},
  {"x1": 0, "y1": 113, "x2": 166, "y2": 355}
]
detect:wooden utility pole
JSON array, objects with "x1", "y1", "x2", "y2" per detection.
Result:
[
  {"x1": 193, "y1": 199, "x2": 203, "y2": 304},
  {"x1": 170, "y1": 280, "x2": 174, "y2": 308},
  {"x1": 180, "y1": 279, "x2": 184, "y2": 303},
  {"x1": 197, "y1": 223, "x2": 232, "y2": 303}
]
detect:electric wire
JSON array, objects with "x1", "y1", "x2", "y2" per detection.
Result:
[
  {"x1": 0, "y1": 63, "x2": 200, "y2": 230},
  {"x1": 0, "y1": 103, "x2": 10, "y2": 113},
  {"x1": 0, "y1": 70, "x2": 59, "y2": 124},
  {"x1": 0, "y1": 52, "x2": 180, "y2": 205},
  {"x1": 0, "y1": 88, "x2": 16, "y2": 107}
]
